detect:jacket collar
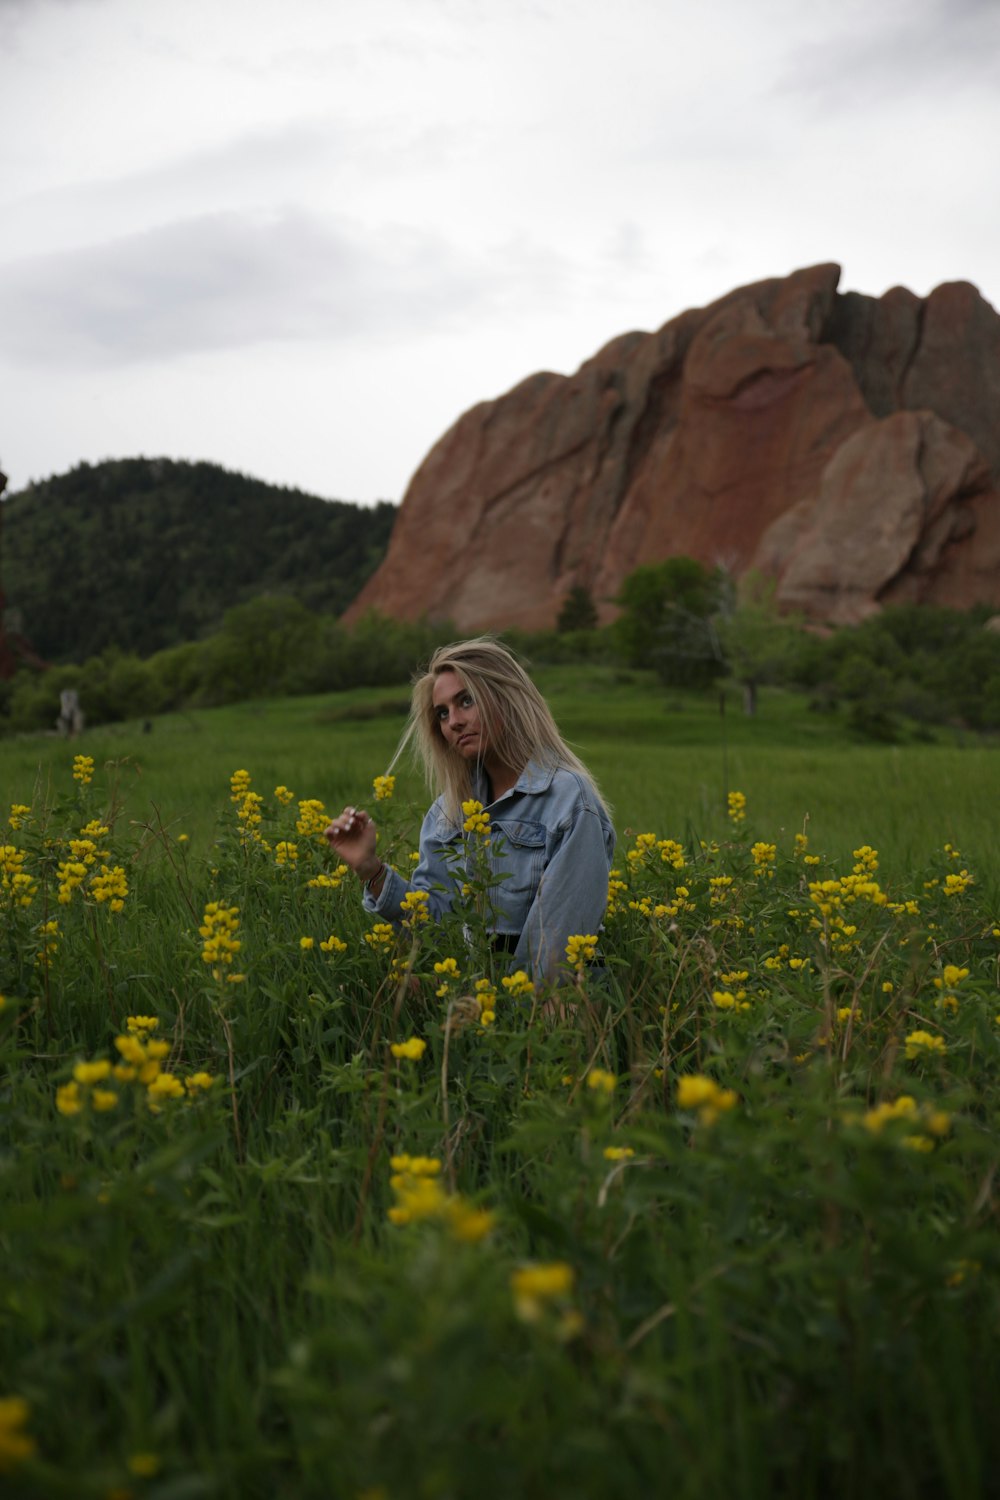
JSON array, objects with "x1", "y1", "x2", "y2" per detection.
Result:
[{"x1": 473, "y1": 759, "x2": 555, "y2": 805}]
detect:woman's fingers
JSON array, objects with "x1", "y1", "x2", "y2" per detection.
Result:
[{"x1": 324, "y1": 806, "x2": 372, "y2": 844}]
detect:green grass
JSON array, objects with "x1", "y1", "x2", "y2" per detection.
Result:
[
  {"x1": 2, "y1": 672, "x2": 999, "y2": 1498},
  {"x1": 2, "y1": 667, "x2": 996, "y2": 893}
]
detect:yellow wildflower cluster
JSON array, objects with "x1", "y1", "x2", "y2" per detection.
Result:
[
  {"x1": 273, "y1": 784, "x2": 295, "y2": 805},
  {"x1": 676, "y1": 1074, "x2": 738, "y2": 1126},
  {"x1": 607, "y1": 869, "x2": 628, "y2": 915},
  {"x1": 474, "y1": 977, "x2": 497, "y2": 1027},
  {"x1": 57, "y1": 1018, "x2": 218, "y2": 1118},
  {"x1": 56, "y1": 858, "x2": 88, "y2": 904},
  {"x1": 274, "y1": 841, "x2": 298, "y2": 866},
  {"x1": 320, "y1": 934, "x2": 348, "y2": 954},
  {"x1": 905, "y1": 1030, "x2": 947, "y2": 1061},
  {"x1": 400, "y1": 890, "x2": 430, "y2": 926},
  {"x1": 199, "y1": 902, "x2": 242, "y2": 975},
  {"x1": 391, "y1": 1037, "x2": 427, "y2": 1060},
  {"x1": 626, "y1": 832, "x2": 657, "y2": 868},
  {"x1": 364, "y1": 922, "x2": 395, "y2": 949},
  {"x1": 296, "y1": 799, "x2": 329, "y2": 840},
  {"x1": 712, "y1": 988, "x2": 750, "y2": 1013},
  {"x1": 461, "y1": 799, "x2": 491, "y2": 836},
  {"x1": 387, "y1": 1154, "x2": 494, "y2": 1243},
  {"x1": 857, "y1": 1094, "x2": 951, "y2": 1149},
  {"x1": 565, "y1": 933, "x2": 598, "y2": 971},
  {"x1": 434, "y1": 956, "x2": 460, "y2": 996},
  {"x1": 373, "y1": 774, "x2": 396, "y2": 801},
  {"x1": 603, "y1": 1145, "x2": 635, "y2": 1162},
  {"x1": 90, "y1": 864, "x2": 128, "y2": 912},
  {"x1": 510, "y1": 1262, "x2": 576, "y2": 1325},
  {"x1": 308, "y1": 864, "x2": 348, "y2": 890},
  {"x1": 501, "y1": 969, "x2": 534, "y2": 1001},
  {"x1": 751, "y1": 842, "x2": 776, "y2": 878},
  {"x1": 0, "y1": 1395, "x2": 36, "y2": 1472},
  {"x1": 72, "y1": 754, "x2": 94, "y2": 786},
  {"x1": 1, "y1": 846, "x2": 37, "y2": 908},
  {"x1": 35, "y1": 919, "x2": 60, "y2": 968},
  {"x1": 943, "y1": 869, "x2": 973, "y2": 897},
  {"x1": 230, "y1": 770, "x2": 265, "y2": 845},
  {"x1": 727, "y1": 790, "x2": 747, "y2": 824},
  {"x1": 8, "y1": 803, "x2": 31, "y2": 831},
  {"x1": 586, "y1": 1067, "x2": 617, "y2": 1095}
]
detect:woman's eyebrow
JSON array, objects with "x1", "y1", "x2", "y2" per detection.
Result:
[{"x1": 433, "y1": 687, "x2": 470, "y2": 707}]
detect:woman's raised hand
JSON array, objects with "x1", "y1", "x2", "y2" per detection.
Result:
[{"x1": 323, "y1": 806, "x2": 380, "y2": 881}]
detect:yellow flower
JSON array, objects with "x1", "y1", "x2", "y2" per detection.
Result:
[
  {"x1": 390, "y1": 1037, "x2": 427, "y2": 1060},
  {"x1": 364, "y1": 922, "x2": 395, "y2": 949},
  {"x1": 676, "y1": 1074, "x2": 738, "y2": 1126},
  {"x1": 934, "y1": 964, "x2": 969, "y2": 989},
  {"x1": 147, "y1": 1073, "x2": 185, "y2": 1107},
  {"x1": 126, "y1": 1015, "x2": 159, "y2": 1034},
  {"x1": 73, "y1": 1059, "x2": 111, "y2": 1085},
  {"x1": 727, "y1": 790, "x2": 746, "y2": 824},
  {"x1": 186, "y1": 1072, "x2": 217, "y2": 1093},
  {"x1": 603, "y1": 1146, "x2": 634, "y2": 1161},
  {"x1": 712, "y1": 989, "x2": 736, "y2": 1010},
  {"x1": 299, "y1": 936, "x2": 315, "y2": 950},
  {"x1": 56, "y1": 1081, "x2": 83, "y2": 1116},
  {"x1": 501, "y1": 970, "x2": 534, "y2": 1000},
  {"x1": 400, "y1": 890, "x2": 430, "y2": 926},
  {"x1": 461, "y1": 799, "x2": 491, "y2": 836},
  {"x1": 199, "y1": 902, "x2": 241, "y2": 967},
  {"x1": 565, "y1": 933, "x2": 598, "y2": 970},
  {"x1": 8, "y1": 804, "x2": 31, "y2": 831},
  {"x1": 373, "y1": 774, "x2": 396, "y2": 801},
  {"x1": 510, "y1": 1262, "x2": 575, "y2": 1322},
  {"x1": 72, "y1": 753, "x2": 95, "y2": 786},
  {"x1": 273, "y1": 784, "x2": 295, "y2": 805},
  {"x1": 295, "y1": 798, "x2": 329, "y2": 839},
  {"x1": 320, "y1": 934, "x2": 348, "y2": 954},
  {"x1": 275, "y1": 841, "x2": 299, "y2": 866},
  {"x1": 0, "y1": 1395, "x2": 36, "y2": 1471},
  {"x1": 586, "y1": 1067, "x2": 617, "y2": 1095},
  {"x1": 92, "y1": 1088, "x2": 119, "y2": 1112},
  {"x1": 904, "y1": 1030, "x2": 947, "y2": 1061}
]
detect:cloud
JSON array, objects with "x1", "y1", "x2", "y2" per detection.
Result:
[
  {"x1": 779, "y1": 0, "x2": 1000, "y2": 108},
  {"x1": 0, "y1": 207, "x2": 575, "y2": 367}
]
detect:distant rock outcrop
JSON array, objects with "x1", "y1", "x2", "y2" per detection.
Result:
[{"x1": 345, "y1": 265, "x2": 1000, "y2": 628}]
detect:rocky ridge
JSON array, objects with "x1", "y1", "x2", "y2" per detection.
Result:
[{"x1": 345, "y1": 264, "x2": 1000, "y2": 629}]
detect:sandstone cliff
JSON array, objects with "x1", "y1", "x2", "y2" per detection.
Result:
[{"x1": 345, "y1": 265, "x2": 1000, "y2": 629}]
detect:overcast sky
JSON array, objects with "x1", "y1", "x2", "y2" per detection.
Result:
[{"x1": 1, "y1": 0, "x2": 998, "y2": 503}]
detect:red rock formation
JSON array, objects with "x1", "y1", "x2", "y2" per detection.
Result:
[{"x1": 345, "y1": 265, "x2": 1000, "y2": 629}]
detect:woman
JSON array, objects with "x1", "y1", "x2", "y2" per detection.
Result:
[{"x1": 324, "y1": 637, "x2": 615, "y2": 983}]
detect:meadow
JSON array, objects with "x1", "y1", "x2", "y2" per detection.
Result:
[{"x1": 1, "y1": 668, "x2": 998, "y2": 1498}]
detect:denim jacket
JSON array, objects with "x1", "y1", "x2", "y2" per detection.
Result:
[{"x1": 363, "y1": 760, "x2": 615, "y2": 981}]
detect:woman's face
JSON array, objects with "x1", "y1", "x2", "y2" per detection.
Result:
[{"x1": 431, "y1": 669, "x2": 485, "y2": 760}]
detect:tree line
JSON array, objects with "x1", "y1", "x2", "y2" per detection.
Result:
[
  {"x1": 1, "y1": 456, "x2": 396, "y2": 663},
  {"x1": 2, "y1": 556, "x2": 998, "y2": 741}
]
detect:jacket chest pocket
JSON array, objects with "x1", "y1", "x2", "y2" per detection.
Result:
[{"x1": 488, "y1": 819, "x2": 547, "y2": 927}]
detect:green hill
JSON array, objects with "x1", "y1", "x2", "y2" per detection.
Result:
[{"x1": 0, "y1": 457, "x2": 396, "y2": 663}]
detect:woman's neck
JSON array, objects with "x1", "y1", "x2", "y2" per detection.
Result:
[{"x1": 482, "y1": 754, "x2": 519, "y2": 802}]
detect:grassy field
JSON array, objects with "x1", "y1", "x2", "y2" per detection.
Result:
[
  {"x1": 2, "y1": 670, "x2": 999, "y2": 1497},
  {"x1": 2, "y1": 667, "x2": 997, "y2": 890}
]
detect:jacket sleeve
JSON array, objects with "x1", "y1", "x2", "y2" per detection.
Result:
[
  {"x1": 362, "y1": 805, "x2": 459, "y2": 926},
  {"x1": 516, "y1": 803, "x2": 613, "y2": 982}
]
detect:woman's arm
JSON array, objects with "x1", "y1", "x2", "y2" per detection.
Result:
[{"x1": 325, "y1": 803, "x2": 459, "y2": 927}]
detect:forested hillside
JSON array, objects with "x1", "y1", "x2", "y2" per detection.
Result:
[{"x1": 0, "y1": 457, "x2": 396, "y2": 663}]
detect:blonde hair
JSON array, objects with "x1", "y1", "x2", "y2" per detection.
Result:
[{"x1": 391, "y1": 636, "x2": 609, "y2": 826}]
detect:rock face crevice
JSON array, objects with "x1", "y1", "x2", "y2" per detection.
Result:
[{"x1": 345, "y1": 264, "x2": 1000, "y2": 630}]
